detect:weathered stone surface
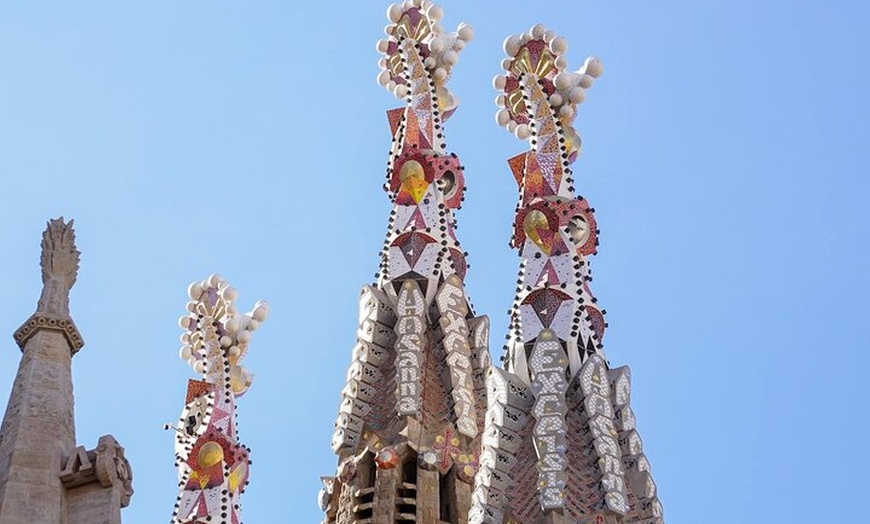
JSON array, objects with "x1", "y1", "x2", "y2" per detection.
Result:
[
  {"x1": 0, "y1": 329, "x2": 75, "y2": 523},
  {"x1": 0, "y1": 219, "x2": 132, "y2": 523}
]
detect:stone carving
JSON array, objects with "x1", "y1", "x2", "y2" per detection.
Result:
[
  {"x1": 435, "y1": 275, "x2": 478, "y2": 439},
  {"x1": 96, "y1": 435, "x2": 134, "y2": 506},
  {"x1": 38, "y1": 217, "x2": 80, "y2": 317},
  {"x1": 60, "y1": 435, "x2": 134, "y2": 507},
  {"x1": 395, "y1": 280, "x2": 425, "y2": 415},
  {"x1": 528, "y1": 331, "x2": 570, "y2": 510},
  {"x1": 13, "y1": 312, "x2": 84, "y2": 353},
  {"x1": 13, "y1": 218, "x2": 85, "y2": 353}
]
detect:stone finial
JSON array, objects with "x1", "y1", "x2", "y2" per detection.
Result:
[
  {"x1": 13, "y1": 218, "x2": 84, "y2": 353},
  {"x1": 37, "y1": 218, "x2": 80, "y2": 317}
]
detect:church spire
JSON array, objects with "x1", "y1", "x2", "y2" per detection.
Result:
[
  {"x1": 494, "y1": 25, "x2": 605, "y2": 382},
  {"x1": 0, "y1": 218, "x2": 133, "y2": 524},
  {"x1": 471, "y1": 27, "x2": 664, "y2": 524},
  {"x1": 322, "y1": 2, "x2": 490, "y2": 523},
  {"x1": 170, "y1": 275, "x2": 268, "y2": 524}
]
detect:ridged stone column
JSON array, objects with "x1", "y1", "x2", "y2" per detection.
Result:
[{"x1": 0, "y1": 218, "x2": 83, "y2": 524}]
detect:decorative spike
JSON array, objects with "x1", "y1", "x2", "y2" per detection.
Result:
[{"x1": 170, "y1": 276, "x2": 266, "y2": 524}]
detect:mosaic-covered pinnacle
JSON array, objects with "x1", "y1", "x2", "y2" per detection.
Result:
[
  {"x1": 171, "y1": 275, "x2": 266, "y2": 524},
  {"x1": 377, "y1": 0, "x2": 472, "y2": 113},
  {"x1": 178, "y1": 274, "x2": 268, "y2": 397},
  {"x1": 494, "y1": 24, "x2": 603, "y2": 155}
]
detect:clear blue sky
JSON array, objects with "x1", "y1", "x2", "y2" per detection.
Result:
[{"x1": 1, "y1": 1, "x2": 868, "y2": 522}]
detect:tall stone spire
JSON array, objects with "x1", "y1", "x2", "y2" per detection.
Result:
[
  {"x1": 170, "y1": 275, "x2": 267, "y2": 524},
  {"x1": 471, "y1": 27, "x2": 664, "y2": 524},
  {"x1": 0, "y1": 218, "x2": 133, "y2": 524},
  {"x1": 321, "y1": 2, "x2": 489, "y2": 523}
]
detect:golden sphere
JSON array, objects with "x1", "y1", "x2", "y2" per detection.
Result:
[
  {"x1": 198, "y1": 441, "x2": 224, "y2": 468},
  {"x1": 399, "y1": 160, "x2": 425, "y2": 182}
]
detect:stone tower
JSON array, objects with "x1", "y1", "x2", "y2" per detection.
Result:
[
  {"x1": 320, "y1": 4, "x2": 666, "y2": 524},
  {"x1": 169, "y1": 275, "x2": 267, "y2": 524},
  {"x1": 320, "y1": 2, "x2": 487, "y2": 523},
  {"x1": 0, "y1": 218, "x2": 133, "y2": 524},
  {"x1": 470, "y1": 28, "x2": 663, "y2": 524}
]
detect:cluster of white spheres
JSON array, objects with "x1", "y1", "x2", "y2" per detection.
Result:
[
  {"x1": 493, "y1": 25, "x2": 604, "y2": 140},
  {"x1": 177, "y1": 274, "x2": 270, "y2": 375},
  {"x1": 376, "y1": 0, "x2": 473, "y2": 99}
]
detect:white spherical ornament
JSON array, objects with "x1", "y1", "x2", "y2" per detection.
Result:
[
  {"x1": 227, "y1": 304, "x2": 237, "y2": 316},
  {"x1": 433, "y1": 67, "x2": 447, "y2": 81},
  {"x1": 431, "y1": 22, "x2": 443, "y2": 35},
  {"x1": 220, "y1": 286, "x2": 237, "y2": 302},
  {"x1": 453, "y1": 39, "x2": 465, "y2": 51},
  {"x1": 387, "y1": 4, "x2": 403, "y2": 23},
  {"x1": 411, "y1": 0, "x2": 423, "y2": 8},
  {"x1": 378, "y1": 57, "x2": 388, "y2": 69},
  {"x1": 530, "y1": 24, "x2": 546, "y2": 39},
  {"x1": 457, "y1": 23, "x2": 474, "y2": 42},
  {"x1": 559, "y1": 105, "x2": 575, "y2": 119},
  {"x1": 427, "y1": 4, "x2": 443, "y2": 21},
  {"x1": 220, "y1": 335, "x2": 232, "y2": 347},
  {"x1": 194, "y1": 360, "x2": 206, "y2": 374},
  {"x1": 495, "y1": 94, "x2": 506, "y2": 108},
  {"x1": 584, "y1": 56, "x2": 604, "y2": 78},
  {"x1": 180, "y1": 332, "x2": 190, "y2": 343},
  {"x1": 443, "y1": 50, "x2": 458, "y2": 65},
  {"x1": 579, "y1": 74, "x2": 595, "y2": 89},
  {"x1": 424, "y1": 56, "x2": 437, "y2": 69},
  {"x1": 187, "y1": 282, "x2": 203, "y2": 300},
  {"x1": 496, "y1": 109, "x2": 511, "y2": 127},
  {"x1": 247, "y1": 319, "x2": 260, "y2": 332},
  {"x1": 377, "y1": 70, "x2": 391, "y2": 87},
  {"x1": 207, "y1": 274, "x2": 221, "y2": 288},
  {"x1": 515, "y1": 123, "x2": 531, "y2": 140},
  {"x1": 237, "y1": 330, "x2": 252, "y2": 345},
  {"x1": 225, "y1": 317, "x2": 240, "y2": 333},
  {"x1": 520, "y1": 32, "x2": 532, "y2": 44},
  {"x1": 503, "y1": 35, "x2": 521, "y2": 56},
  {"x1": 252, "y1": 302, "x2": 269, "y2": 322},
  {"x1": 386, "y1": 80, "x2": 397, "y2": 92},
  {"x1": 501, "y1": 57, "x2": 513, "y2": 71},
  {"x1": 376, "y1": 39, "x2": 390, "y2": 53},
  {"x1": 229, "y1": 345, "x2": 241, "y2": 358},
  {"x1": 492, "y1": 75, "x2": 507, "y2": 90},
  {"x1": 549, "y1": 36, "x2": 567, "y2": 55},
  {"x1": 394, "y1": 84, "x2": 409, "y2": 98},
  {"x1": 568, "y1": 87, "x2": 585, "y2": 104},
  {"x1": 549, "y1": 93, "x2": 564, "y2": 107},
  {"x1": 429, "y1": 36, "x2": 444, "y2": 53},
  {"x1": 555, "y1": 55, "x2": 568, "y2": 70},
  {"x1": 186, "y1": 301, "x2": 197, "y2": 313},
  {"x1": 507, "y1": 121, "x2": 518, "y2": 133},
  {"x1": 180, "y1": 345, "x2": 192, "y2": 361},
  {"x1": 179, "y1": 315, "x2": 192, "y2": 330},
  {"x1": 543, "y1": 29, "x2": 557, "y2": 43},
  {"x1": 554, "y1": 72, "x2": 572, "y2": 91}
]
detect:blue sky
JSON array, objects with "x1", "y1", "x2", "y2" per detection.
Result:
[{"x1": 0, "y1": 1, "x2": 868, "y2": 522}]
